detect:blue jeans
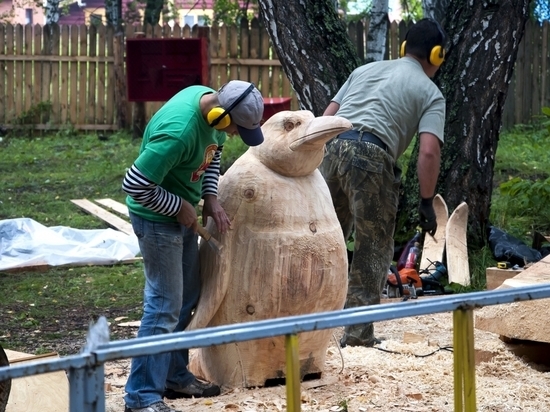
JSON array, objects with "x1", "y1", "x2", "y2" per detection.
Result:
[{"x1": 124, "y1": 212, "x2": 200, "y2": 408}]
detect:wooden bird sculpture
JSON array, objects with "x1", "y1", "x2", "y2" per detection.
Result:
[{"x1": 187, "y1": 110, "x2": 352, "y2": 388}]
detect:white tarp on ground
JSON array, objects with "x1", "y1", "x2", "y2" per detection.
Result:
[{"x1": 0, "y1": 218, "x2": 140, "y2": 271}]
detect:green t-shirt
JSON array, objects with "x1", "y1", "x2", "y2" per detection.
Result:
[{"x1": 127, "y1": 85, "x2": 226, "y2": 222}]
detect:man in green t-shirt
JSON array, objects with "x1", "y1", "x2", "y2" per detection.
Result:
[
  {"x1": 319, "y1": 19, "x2": 446, "y2": 348},
  {"x1": 122, "y1": 80, "x2": 264, "y2": 412}
]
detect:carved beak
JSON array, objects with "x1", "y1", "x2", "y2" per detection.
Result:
[{"x1": 289, "y1": 116, "x2": 352, "y2": 151}]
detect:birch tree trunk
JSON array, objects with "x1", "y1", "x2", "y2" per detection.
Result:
[
  {"x1": 257, "y1": 0, "x2": 361, "y2": 115},
  {"x1": 422, "y1": 0, "x2": 449, "y2": 22},
  {"x1": 365, "y1": 0, "x2": 389, "y2": 62},
  {"x1": 44, "y1": 0, "x2": 61, "y2": 24}
]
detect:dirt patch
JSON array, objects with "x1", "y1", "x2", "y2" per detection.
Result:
[{"x1": 100, "y1": 312, "x2": 550, "y2": 412}]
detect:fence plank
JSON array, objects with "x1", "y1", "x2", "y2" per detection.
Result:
[
  {"x1": 6, "y1": 24, "x2": 15, "y2": 120},
  {"x1": 0, "y1": 24, "x2": 5, "y2": 122},
  {"x1": 96, "y1": 24, "x2": 106, "y2": 125},
  {"x1": 69, "y1": 25, "x2": 78, "y2": 124},
  {"x1": 78, "y1": 24, "x2": 87, "y2": 125},
  {"x1": 239, "y1": 18, "x2": 249, "y2": 82},
  {"x1": 87, "y1": 24, "x2": 97, "y2": 124},
  {"x1": 105, "y1": 26, "x2": 115, "y2": 126},
  {"x1": 60, "y1": 25, "x2": 69, "y2": 124},
  {"x1": 249, "y1": 18, "x2": 260, "y2": 87},
  {"x1": 24, "y1": 24, "x2": 33, "y2": 114},
  {"x1": 209, "y1": 23, "x2": 220, "y2": 90},
  {"x1": 218, "y1": 25, "x2": 228, "y2": 87},
  {"x1": 14, "y1": 25, "x2": 24, "y2": 118},
  {"x1": 51, "y1": 25, "x2": 61, "y2": 124}
]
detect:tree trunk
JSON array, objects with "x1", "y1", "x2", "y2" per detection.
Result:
[
  {"x1": 422, "y1": 0, "x2": 450, "y2": 23},
  {"x1": 399, "y1": 0, "x2": 530, "y2": 247},
  {"x1": 257, "y1": 0, "x2": 361, "y2": 115},
  {"x1": 365, "y1": 0, "x2": 389, "y2": 63}
]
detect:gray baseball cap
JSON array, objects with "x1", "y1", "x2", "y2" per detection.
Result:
[{"x1": 218, "y1": 80, "x2": 264, "y2": 146}]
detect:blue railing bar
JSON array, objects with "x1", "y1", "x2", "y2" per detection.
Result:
[
  {"x1": 100, "y1": 282, "x2": 550, "y2": 352},
  {"x1": 2, "y1": 283, "x2": 550, "y2": 381},
  {"x1": 0, "y1": 352, "x2": 95, "y2": 380}
]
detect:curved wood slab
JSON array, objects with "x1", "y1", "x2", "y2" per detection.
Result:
[
  {"x1": 445, "y1": 202, "x2": 470, "y2": 286},
  {"x1": 419, "y1": 194, "x2": 448, "y2": 271}
]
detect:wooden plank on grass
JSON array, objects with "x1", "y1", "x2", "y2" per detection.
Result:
[
  {"x1": 71, "y1": 198, "x2": 134, "y2": 235},
  {"x1": 95, "y1": 198, "x2": 129, "y2": 216}
]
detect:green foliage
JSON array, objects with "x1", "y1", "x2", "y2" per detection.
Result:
[
  {"x1": 399, "y1": 0, "x2": 423, "y2": 22},
  {"x1": 338, "y1": 399, "x2": 349, "y2": 412},
  {"x1": 220, "y1": 135, "x2": 248, "y2": 174},
  {"x1": 491, "y1": 112, "x2": 550, "y2": 239},
  {"x1": 208, "y1": 0, "x2": 258, "y2": 26},
  {"x1": 8, "y1": 101, "x2": 53, "y2": 138}
]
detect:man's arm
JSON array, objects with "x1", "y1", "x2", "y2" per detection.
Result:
[
  {"x1": 323, "y1": 101, "x2": 340, "y2": 116},
  {"x1": 417, "y1": 132, "x2": 442, "y2": 235},
  {"x1": 417, "y1": 132, "x2": 441, "y2": 199}
]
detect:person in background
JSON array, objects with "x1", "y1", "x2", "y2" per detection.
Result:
[
  {"x1": 319, "y1": 18, "x2": 446, "y2": 348},
  {"x1": 122, "y1": 80, "x2": 264, "y2": 412}
]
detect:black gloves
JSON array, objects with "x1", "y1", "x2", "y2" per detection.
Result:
[{"x1": 418, "y1": 197, "x2": 437, "y2": 236}]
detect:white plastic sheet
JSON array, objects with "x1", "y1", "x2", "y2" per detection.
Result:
[{"x1": 0, "y1": 218, "x2": 140, "y2": 271}]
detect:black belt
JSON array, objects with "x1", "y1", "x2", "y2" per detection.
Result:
[{"x1": 337, "y1": 130, "x2": 388, "y2": 151}]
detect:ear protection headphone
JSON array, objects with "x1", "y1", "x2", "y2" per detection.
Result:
[
  {"x1": 400, "y1": 19, "x2": 446, "y2": 67},
  {"x1": 208, "y1": 83, "x2": 255, "y2": 130}
]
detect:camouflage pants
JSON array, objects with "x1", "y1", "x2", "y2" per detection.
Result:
[{"x1": 319, "y1": 139, "x2": 401, "y2": 345}]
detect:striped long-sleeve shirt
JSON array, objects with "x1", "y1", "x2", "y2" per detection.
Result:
[{"x1": 122, "y1": 147, "x2": 223, "y2": 216}]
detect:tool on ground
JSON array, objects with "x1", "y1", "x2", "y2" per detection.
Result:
[
  {"x1": 497, "y1": 261, "x2": 511, "y2": 269},
  {"x1": 197, "y1": 225, "x2": 223, "y2": 254},
  {"x1": 419, "y1": 260, "x2": 448, "y2": 295}
]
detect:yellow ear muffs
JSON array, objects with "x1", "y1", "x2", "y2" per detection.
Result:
[
  {"x1": 207, "y1": 107, "x2": 232, "y2": 130},
  {"x1": 400, "y1": 41, "x2": 406, "y2": 58},
  {"x1": 429, "y1": 44, "x2": 445, "y2": 66}
]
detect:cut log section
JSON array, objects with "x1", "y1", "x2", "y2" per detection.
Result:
[
  {"x1": 475, "y1": 253, "x2": 550, "y2": 343},
  {"x1": 445, "y1": 202, "x2": 470, "y2": 286},
  {"x1": 419, "y1": 194, "x2": 448, "y2": 271}
]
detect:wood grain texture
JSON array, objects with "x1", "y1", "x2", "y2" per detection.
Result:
[
  {"x1": 419, "y1": 194, "x2": 448, "y2": 272},
  {"x1": 188, "y1": 112, "x2": 352, "y2": 388},
  {"x1": 445, "y1": 202, "x2": 470, "y2": 286},
  {"x1": 4, "y1": 350, "x2": 68, "y2": 412},
  {"x1": 71, "y1": 199, "x2": 134, "y2": 235}
]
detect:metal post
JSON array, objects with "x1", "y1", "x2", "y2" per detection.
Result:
[
  {"x1": 285, "y1": 334, "x2": 301, "y2": 412},
  {"x1": 69, "y1": 363, "x2": 105, "y2": 412},
  {"x1": 453, "y1": 309, "x2": 476, "y2": 412}
]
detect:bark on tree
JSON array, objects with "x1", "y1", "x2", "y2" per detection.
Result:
[
  {"x1": 422, "y1": 0, "x2": 449, "y2": 23},
  {"x1": 256, "y1": 0, "x2": 361, "y2": 115},
  {"x1": 399, "y1": 0, "x2": 530, "y2": 247},
  {"x1": 365, "y1": 0, "x2": 389, "y2": 63}
]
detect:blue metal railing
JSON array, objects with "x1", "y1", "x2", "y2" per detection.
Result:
[{"x1": 2, "y1": 284, "x2": 550, "y2": 412}]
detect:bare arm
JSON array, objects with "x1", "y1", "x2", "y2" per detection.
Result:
[
  {"x1": 417, "y1": 132, "x2": 441, "y2": 199},
  {"x1": 323, "y1": 101, "x2": 340, "y2": 116}
]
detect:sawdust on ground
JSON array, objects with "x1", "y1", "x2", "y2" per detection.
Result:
[{"x1": 104, "y1": 311, "x2": 550, "y2": 412}]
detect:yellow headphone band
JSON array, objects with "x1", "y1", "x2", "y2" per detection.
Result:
[
  {"x1": 400, "y1": 19, "x2": 446, "y2": 67},
  {"x1": 208, "y1": 83, "x2": 255, "y2": 130}
]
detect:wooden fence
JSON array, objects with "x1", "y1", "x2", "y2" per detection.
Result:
[{"x1": 0, "y1": 19, "x2": 549, "y2": 132}]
